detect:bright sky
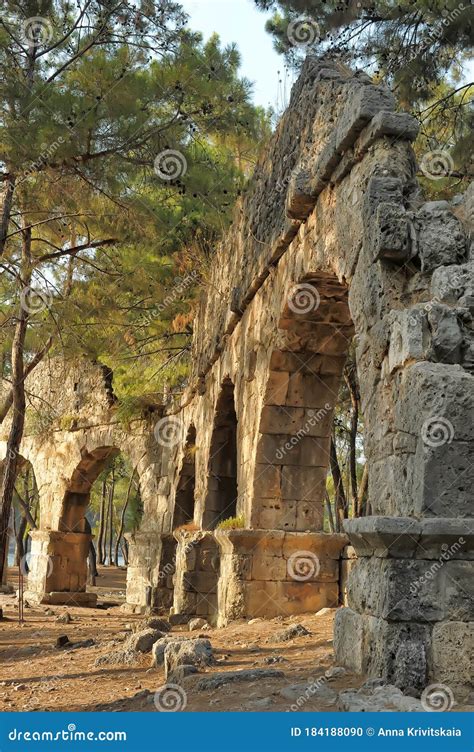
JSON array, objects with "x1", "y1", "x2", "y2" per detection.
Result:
[
  {"x1": 181, "y1": 0, "x2": 474, "y2": 110},
  {"x1": 180, "y1": 0, "x2": 296, "y2": 111}
]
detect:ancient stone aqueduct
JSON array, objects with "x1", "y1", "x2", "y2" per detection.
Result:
[{"x1": 1, "y1": 59, "x2": 473, "y2": 698}]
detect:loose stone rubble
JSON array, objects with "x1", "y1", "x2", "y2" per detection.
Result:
[{"x1": 1, "y1": 57, "x2": 472, "y2": 699}]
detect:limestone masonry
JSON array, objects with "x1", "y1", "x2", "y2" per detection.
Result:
[{"x1": 1, "y1": 59, "x2": 472, "y2": 698}]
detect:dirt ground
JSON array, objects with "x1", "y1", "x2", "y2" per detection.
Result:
[{"x1": 0, "y1": 567, "x2": 469, "y2": 713}]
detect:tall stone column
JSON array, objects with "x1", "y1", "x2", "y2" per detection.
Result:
[
  {"x1": 24, "y1": 530, "x2": 96, "y2": 606},
  {"x1": 335, "y1": 196, "x2": 474, "y2": 700}
]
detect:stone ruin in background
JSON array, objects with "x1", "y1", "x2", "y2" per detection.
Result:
[{"x1": 1, "y1": 59, "x2": 472, "y2": 699}]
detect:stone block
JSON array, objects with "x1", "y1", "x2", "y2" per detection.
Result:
[
  {"x1": 286, "y1": 168, "x2": 316, "y2": 220},
  {"x1": 259, "y1": 405, "x2": 305, "y2": 435},
  {"x1": 347, "y1": 557, "x2": 446, "y2": 621},
  {"x1": 356, "y1": 110, "x2": 419, "y2": 155},
  {"x1": 417, "y1": 518, "x2": 474, "y2": 560},
  {"x1": 388, "y1": 309, "x2": 429, "y2": 372},
  {"x1": 253, "y1": 463, "x2": 281, "y2": 498},
  {"x1": 416, "y1": 204, "x2": 467, "y2": 272},
  {"x1": 264, "y1": 371, "x2": 289, "y2": 405},
  {"x1": 281, "y1": 465, "x2": 326, "y2": 501},
  {"x1": 374, "y1": 202, "x2": 411, "y2": 261},
  {"x1": 432, "y1": 621, "x2": 473, "y2": 701},
  {"x1": 286, "y1": 372, "x2": 340, "y2": 408},
  {"x1": 295, "y1": 500, "x2": 324, "y2": 531},
  {"x1": 335, "y1": 84, "x2": 396, "y2": 153},
  {"x1": 334, "y1": 607, "x2": 365, "y2": 673},
  {"x1": 427, "y1": 304, "x2": 463, "y2": 364},
  {"x1": 252, "y1": 554, "x2": 287, "y2": 581},
  {"x1": 343, "y1": 516, "x2": 421, "y2": 558},
  {"x1": 256, "y1": 433, "x2": 330, "y2": 467}
]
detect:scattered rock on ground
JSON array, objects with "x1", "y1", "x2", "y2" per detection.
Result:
[
  {"x1": 67, "y1": 639, "x2": 94, "y2": 650},
  {"x1": 55, "y1": 635, "x2": 70, "y2": 649},
  {"x1": 95, "y1": 648, "x2": 138, "y2": 667},
  {"x1": 169, "y1": 613, "x2": 190, "y2": 626},
  {"x1": 151, "y1": 635, "x2": 189, "y2": 667},
  {"x1": 167, "y1": 664, "x2": 200, "y2": 684},
  {"x1": 144, "y1": 618, "x2": 171, "y2": 633},
  {"x1": 248, "y1": 618, "x2": 263, "y2": 625},
  {"x1": 128, "y1": 628, "x2": 165, "y2": 653},
  {"x1": 325, "y1": 666, "x2": 347, "y2": 680},
  {"x1": 196, "y1": 669, "x2": 285, "y2": 691},
  {"x1": 164, "y1": 639, "x2": 214, "y2": 678},
  {"x1": 279, "y1": 681, "x2": 338, "y2": 706},
  {"x1": 56, "y1": 612, "x2": 72, "y2": 624},
  {"x1": 246, "y1": 696, "x2": 273, "y2": 709},
  {"x1": 188, "y1": 618, "x2": 209, "y2": 631},
  {"x1": 263, "y1": 656, "x2": 286, "y2": 665},
  {"x1": 272, "y1": 624, "x2": 311, "y2": 642},
  {"x1": 339, "y1": 683, "x2": 424, "y2": 712}
]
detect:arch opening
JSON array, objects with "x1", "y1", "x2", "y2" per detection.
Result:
[
  {"x1": 203, "y1": 380, "x2": 238, "y2": 529},
  {"x1": 172, "y1": 425, "x2": 197, "y2": 529},
  {"x1": 252, "y1": 273, "x2": 355, "y2": 532}
]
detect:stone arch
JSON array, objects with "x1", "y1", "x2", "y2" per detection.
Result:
[
  {"x1": 203, "y1": 379, "x2": 239, "y2": 529},
  {"x1": 58, "y1": 446, "x2": 120, "y2": 533},
  {"x1": 251, "y1": 274, "x2": 354, "y2": 531}
]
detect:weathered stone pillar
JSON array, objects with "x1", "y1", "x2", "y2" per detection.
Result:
[
  {"x1": 24, "y1": 530, "x2": 96, "y2": 606},
  {"x1": 172, "y1": 531, "x2": 219, "y2": 625},
  {"x1": 216, "y1": 530, "x2": 347, "y2": 626},
  {"x1": 124, "y1": 531, "x2": 163, "y2": 612}
]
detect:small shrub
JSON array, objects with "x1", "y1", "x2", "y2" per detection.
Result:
[{"x1": 216, "y1": 515, "x2": 245, "y2": 531}]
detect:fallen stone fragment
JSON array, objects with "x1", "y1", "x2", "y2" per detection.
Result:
[
  {"x1": 128, "y1": 628, "x2": 165, "y2": 653},
  {"x1": 272, "y1": 624, "x2": 311, "y2": 642},
  {"x1": 56, "y1": 612, "x2": 72, "y2": 624},
  {"x1": 55, "y1": 635, "x2": 70, "y2": 649},
  {"x1": 188, "y1": 618, "x2": 209, "y2": 631},
  {"x1": 338, "y1": 683, "x2": 424, "y2": 712},
  {"x1": 164, "y1": 639, "x2": 214, "y2": 678},
  {"x1": 151, "y1": 635, "x2": 190, "y2": 667},
  {"x1": 325, "y1": 666, "x2": 347, "y2": 680},
  {"x1": 196, "y1": 669, "x2": 285, "y2": 691},
  {"x1": 95, "y1": 648, "x2": 138, "y2": 666}
]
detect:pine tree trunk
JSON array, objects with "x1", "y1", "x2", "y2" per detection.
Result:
[
  {"x1": 330, "y1": 435, "x2": 348, "y2": 529},
  {"x1": 114, "y1": 468, "x2": 135, "y2": 566},
  {"x1": 108, "y1": 469, "x2": 115, "y2": 566},
  {"x1": 0, "y1": 228, "x2": 31, "y2": 585},
  {"x1": 97, "y1": 478, "x2": 107, "y2": 564}
]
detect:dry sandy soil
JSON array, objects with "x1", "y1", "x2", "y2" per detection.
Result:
[{"x1": 0, "y1": 567, "x2": 470, "y2": 714}]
